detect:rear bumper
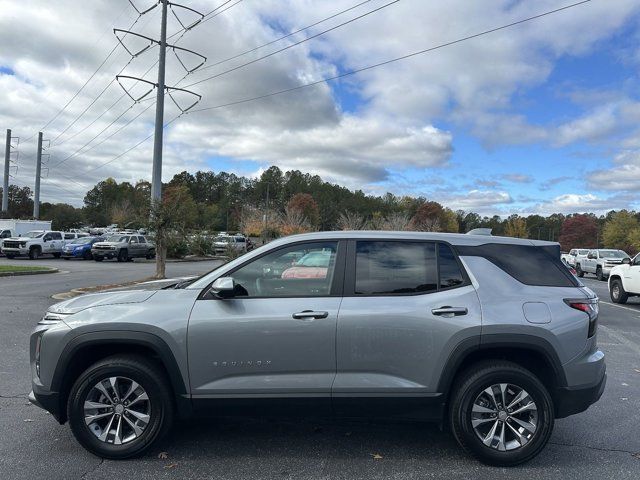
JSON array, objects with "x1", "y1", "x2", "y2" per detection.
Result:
[{"x1": 555, "y1": 369, "x2": 606, "y2": 418}]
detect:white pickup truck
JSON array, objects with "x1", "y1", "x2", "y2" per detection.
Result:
[
  {"x1": 565, "y1": 248, "x2": 589, "y2": 268},
  {"x1": 0, "y1": 219, "x2": 52, "y2": 254},
  {"x1": 1, "y1": 230, "x2": 65, "y2": 259},
  {"x1": 609, "y1": 254, "x2": 640, "y2": 303},
  {"x1": 577, "y1": 248, "x2": 630, "y2": 281}
]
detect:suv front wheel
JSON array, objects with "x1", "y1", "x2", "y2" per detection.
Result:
[
  {"x1": 449, "y1": 361, "x2": 554, "y2": 466},
  {"x1": 67, "y1": 355, "x2": 174, "y2": 459}
]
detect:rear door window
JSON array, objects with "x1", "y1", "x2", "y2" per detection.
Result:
[{"x1": 354, "y1": 241, "x2": 438, "y2": 295}]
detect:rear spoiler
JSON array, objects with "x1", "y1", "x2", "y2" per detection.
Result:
[{"x1": 466, "y1": 228, "x2": 492, "y2": 236}]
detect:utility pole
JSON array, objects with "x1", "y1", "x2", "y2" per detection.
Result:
[
  {"x1": 2, "y1": 129, "x2": 10, "y2": 214},
  {"x1": 263, "y1": 183, "x2": 270, "y2": 244},
  {"x1": 150, "y1": 0, "x2": 168, "y2": 203},
  {"x1": 33, "y1": 132, "x2": 43, "y2": 219}
]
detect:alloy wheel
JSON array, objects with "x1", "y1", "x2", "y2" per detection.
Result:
[
  {"x1": 83, "y1": 376, "x2": 151, "y2": 445},
  {"x1": 471, "y1": 383, "x2": 538, "y2": 451}
]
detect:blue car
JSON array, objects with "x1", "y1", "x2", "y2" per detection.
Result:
[{"x1": 61, "y1": 237, "x2": 104, "y2": 260}]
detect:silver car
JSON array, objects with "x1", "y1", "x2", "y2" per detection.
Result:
[{"x1": 29, "y1": 231, "x2": 605, "y2": 466}]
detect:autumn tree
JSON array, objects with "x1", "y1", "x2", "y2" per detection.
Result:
[
  {"x1": 149, "y1": 185, "x2": 198, "y2": 278},
  {"x1": 504, "y1": 216, "x2": 528, "y2": 238},
  {"x1": 558, "y1": 214, "x2": 598, "y2": 251},
  {"x1": 337, "y1": 211, "x2": 366, "y2": 230},
  {"x1": 286, "y1": 193, "x2": 319, "y2": 227},
  {"x1": 603, "y1": 210, "x2": 640, "y2": 253}
]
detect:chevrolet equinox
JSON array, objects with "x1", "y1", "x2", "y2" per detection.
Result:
[{"x1": 29, "y1": 231, "x2": 606, "y2": 466}]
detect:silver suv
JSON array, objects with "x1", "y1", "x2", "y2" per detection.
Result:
[
  {"x1": 91, "y1": 234, "x2": 155, "y2": 262},
  {"x1": 29, "y1": 231, "x2": 605, "y2": 466}
]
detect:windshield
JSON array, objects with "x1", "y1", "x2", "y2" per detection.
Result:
[
  {"x1": 578, "y1": 249, "x2": 589, "y2": 255},
  {"x1": 25, "y1": 231, "x2": 44, "y2": 238},
  {"x1": 70, "y1": 237, "x2": 94, "y2": 245},
  {"x1": 105, "y1": 235, "x2": 128, "y2": 242},
  {"x1": 214, "y1": 236, "x2": 231, "y2": 243},
  {"x1": 600, "y1": 250, "x2": 627, "y2": 259}
]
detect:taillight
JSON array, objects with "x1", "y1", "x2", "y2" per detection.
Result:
[{"x1": 564, "y1": 297, "x2": 599, "y2": 337}]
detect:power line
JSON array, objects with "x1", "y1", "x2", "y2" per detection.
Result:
[
  {"x1": 25, "y1": 14, "x2": 143, "y2": 141},
  {"x1": 46, "y1": 0, "x2": 592, "y2": 196},
  {"x1": 195, "y1": 0, "x2": 375, "y2": 74},
  {"x1": 190, "y1": 0, "x2": 593, "y2": 113},
  {"x1": 183, "y1": 0, "x2": 400, "y2": 88}
]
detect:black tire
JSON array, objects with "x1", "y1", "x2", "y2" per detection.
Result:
[
  {"x1": 94, "y1": 256, "x2": 104, "y2": 262},
  {"x1": 575, "y1": 264, "x2": 584, "y2": 278},
  {"x1": 610, "y1": 278, "x2": 629, "y2": 304},
  {"x1": 146, "y1": 249, "x2": 155, "y2": 260},
  {"x1": 596, "y1": 267, "x2": 604, "y2": 281},
  {"x1": 29, "y1": 247, "x2": 41, "y2": 260},
  {"x1": 67, "y1": 354, "x2": 174, "y2": 460},
  {"x1": 5, "y1": 254, "x2": 15, "y2": 259},
  {"x1": 83, "y1": 250, "x2": 93, "y2": 260},
  {"x1": 449, "y1": 361, "x2": 554, "y2": 467},
  {"x1": 53, "y1": 253, "x2": 61, "y2": 258},
  {"x1": 117, "y1": 249, "x2": 128, "y2": 263},
  {"x1": 63, "y1": 257, "x2": 70, "y2": 260}
]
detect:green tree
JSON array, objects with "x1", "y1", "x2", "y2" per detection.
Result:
[
  {"x1": 504, "y1": 216, "x2": 528, "y2": 238},
  {"x1": 603, "y1": 210, "x2": 640, "y2": 252}
]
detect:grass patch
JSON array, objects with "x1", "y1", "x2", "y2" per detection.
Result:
[{"x1": 0, "y1": 265, "x2": 54, "y2": 274}]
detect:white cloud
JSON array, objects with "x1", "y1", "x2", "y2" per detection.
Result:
[
  {"x1": 0, "y1": 0, "x2": 640, "y2": 207},
  {"x1": 440, "y1": 190, "x2": 513, "y2": 212},
  {"x1": 588, "y1": 150, "x2": 640, "y2": 191}
]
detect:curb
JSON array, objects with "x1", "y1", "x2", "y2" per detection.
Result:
[{"x1": 0, "y1": 268, "x2": 59, "y2": 277}]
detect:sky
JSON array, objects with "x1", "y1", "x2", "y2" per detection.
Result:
[{"x1": 1, "y1": 0, "x2": 639, "y2": 216}]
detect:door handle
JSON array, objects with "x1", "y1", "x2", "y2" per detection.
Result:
[
  {"x1": 292, "y1": 310, "x2": 329, "y2": 320},
  {"x1": 431, "y1": 306, "x2": 468, "y2": 317}
]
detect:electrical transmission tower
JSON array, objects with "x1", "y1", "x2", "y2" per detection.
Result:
[
  {"x1": 2, "y1": 129, "x2": 20, "y2": 214},
  {"x1": 114, "y1": 0, "x2": 205, "y2": 202},
  {"x1": 33, "y1": 132, "x2": 50, "y2": 219}
]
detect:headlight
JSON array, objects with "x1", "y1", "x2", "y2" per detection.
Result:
[
  {"x1": 19, "y1": 241, "x2": 27, "y2": 247},
  {"x1": 39, "y1": 312, "x2": 71, "y2": 325}
]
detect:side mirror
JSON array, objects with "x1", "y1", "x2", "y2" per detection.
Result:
[
  {"x1": 622, "y1": 257, "x2": 631, "y2": 265},
  {"x1": 209, "y1": 277, "x2": 236, "y2": 299}
]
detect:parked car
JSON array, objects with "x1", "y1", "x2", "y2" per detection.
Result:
[
  {"x1": 1, "y1": 230, "x2": 65, "y2": 259},
  {"x1": 213, "y1": 234, "x2": 247, "y2": 255},
  {"x1": 608, "y1": 254, "x2": 640, "y2": 304},
  {"x1": 29, "y1": 231, "x2": 605, "y2": 466},
  {"x1": 577, "y1": 249, "x2": 630, "y2": 281},
  {"x1": 61, "y1": 237, "x2": 104, "y2": 260},
  {"x1": 91, "y1": 234, "x2": 155, "y2": 262},
  {"x1": 282, "y1": 250, "x2": 333, "y2": 279},
  {"x1": 566, "y1": 248, "x2": 589, "y2": 268}
]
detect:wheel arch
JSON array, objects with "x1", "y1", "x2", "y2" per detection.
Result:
[
  {"x1": 438, "y1": 335, "x2": 567, "y2": 415},
  {"x1": 52, "y1": 331, "x2": 190, "y2": 423}
]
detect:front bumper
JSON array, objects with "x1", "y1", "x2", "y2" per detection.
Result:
[
  {"x1": 61, "y1": 250, "x2": 82, "y2": 258},
  {"x1": 1, "y1": 247, "x2": 28, "y2": 256},
  {"x1": 29, "y1": 387, "x2": 64, "y2": 423},
  {"x1": 92, "y1": 249, "x2": 117, "y2": 259}
]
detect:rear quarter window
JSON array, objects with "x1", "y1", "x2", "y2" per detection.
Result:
[{"x1": 456, "y1": 243, "x2": 579, "y2": 287}]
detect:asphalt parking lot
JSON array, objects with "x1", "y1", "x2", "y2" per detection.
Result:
[{"x1": 0, "y1": 259, "x2": 639, "y2": 479}]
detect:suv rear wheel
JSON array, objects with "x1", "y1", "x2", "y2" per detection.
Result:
[
  {"x1": 575, "y1": 264, "x2": 584, "y2": 277},
  {"x1": 449, "y1": 361, "x2": 554, "y2": 466},
  {"x1": 67, "y1": 355, "x2": 174, "y2": 459}
]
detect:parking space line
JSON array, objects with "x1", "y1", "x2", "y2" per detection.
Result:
[{"x1": 599, "y1": 300, "x2": 640, "y2": 316}]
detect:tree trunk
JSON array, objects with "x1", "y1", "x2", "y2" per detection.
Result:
[{"x1": 155, "y1": 229, "x2": 167, "y2": 279}]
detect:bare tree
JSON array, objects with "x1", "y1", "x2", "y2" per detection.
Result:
[
  {"x1": 337, "y1": 211, "x2": 366, "y2": 230},
  {"x1": 381, "y1": 212, "x2": 412, "y2": 231}
]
